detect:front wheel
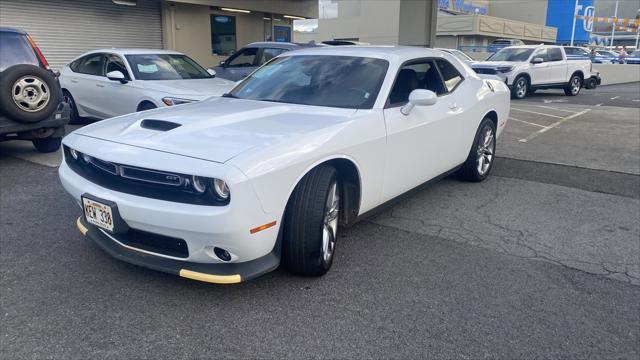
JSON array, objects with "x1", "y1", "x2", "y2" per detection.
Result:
[
  {"x1": 32, "y1": 137, "x2": 62, "y2": 153},
  {"x1": 564, "y1": 75, "x2": 582, "y2": 96},
  {"x1": 282, "y1": 165, "x2": 340, "y2": 276},
  {"x1": 457, "y1": 117, "x2": 496, "y2": 182},
  {"x1": 511, "y1": 76, "x2": 528, "y2": 99},
  {"x1": 63, "y1": 90, "x2": 81, "y2": 124}
]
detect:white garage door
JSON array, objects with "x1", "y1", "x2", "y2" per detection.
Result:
[{"x1": 0, "y1": 0, "x2": 163, "y2": 70}]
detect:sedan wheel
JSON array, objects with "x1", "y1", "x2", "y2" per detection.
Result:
[
  {"x1": 457, "y1": 117, "x2": 497, "y2": 182},
  {"x1": 283, "y1": 164, "x2": 340, "y2": 276}
]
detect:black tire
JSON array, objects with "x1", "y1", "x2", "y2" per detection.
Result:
[
  {"x1": 282, "y1": 164, "x2": 340, "y2": 276},
  {"x1": 457, "y1": 117, "x2": 497, "y2": 182},
  {"x1": 511, "y1": 76, "x2": 528, "y2": 99},
  {"x1": 63, "y1": 90, "x2": 81, "y2": 124},
  {"x1": 137, "y1": 102, "x2": 157, "y2": 111},
  {"x1": 564, "y1": 74, "x2": 582, "y2": 96},
  {"x1": 585, "y1": 77, "x2": 597, "y2": 89},
  {"x1": 0, "y1": 64, "x2": 61, "y2": 123},
  {"x1": 32, "y1": 137, "x2": 62, "y2": 153}
]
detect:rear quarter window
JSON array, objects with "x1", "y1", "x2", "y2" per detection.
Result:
[{"x1": 0, "y1": 32, "x2": 39, "y2": 71}]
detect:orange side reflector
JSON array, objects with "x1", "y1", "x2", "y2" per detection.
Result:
[{"x1": 250, "y1": 221, "x2": 277, "y2": 234}]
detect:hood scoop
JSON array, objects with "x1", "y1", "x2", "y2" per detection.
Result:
[{"x1": 140, "y1": 119, "x2": 182, "y2": 132}]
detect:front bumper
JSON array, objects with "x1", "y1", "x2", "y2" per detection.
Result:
[{"x1": 76, "y1": 217, "x2": 280, "y2": 284}]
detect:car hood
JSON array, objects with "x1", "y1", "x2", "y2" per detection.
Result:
[
  {"x1": 472, "y1": 61, "x2": 522, "y2": 69},
  {"x1": 142, "y1": 78, "x2": 235, "y2": 98},
  {"x1": 73, "y1": 97, "x2": 356, "y2": 163}
]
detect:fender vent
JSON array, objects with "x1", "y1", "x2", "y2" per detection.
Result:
[{"x1": 140, "y1": 119, "x2": 181, "y2": 131}]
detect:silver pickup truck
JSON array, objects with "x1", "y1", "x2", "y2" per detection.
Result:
[{"x1": 471, "y1": 45, "x2": 593, "y2": 99}]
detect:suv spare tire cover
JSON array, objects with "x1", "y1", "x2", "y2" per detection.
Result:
[{"x1": 0, "y1": 64, "x2": 61, "y2": 123}]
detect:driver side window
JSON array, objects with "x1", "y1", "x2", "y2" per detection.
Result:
[
  {"x1": 387, "y1": 59, "x2": 446, "y2": 107},
  {"x1": 227, "y1": 47, "x2": 258, "y2": 67}
]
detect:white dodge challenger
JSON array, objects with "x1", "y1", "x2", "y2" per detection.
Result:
[{"x1": 59, "y1": 46, "x2": 510, "y2": 284}]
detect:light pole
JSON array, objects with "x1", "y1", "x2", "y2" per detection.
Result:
[
  {"x1": 610, "y1": 0, "x2": 619, "y2": 49},
  {"x1": 570, "y1": 0, "x2": 579, "y2": 46}
]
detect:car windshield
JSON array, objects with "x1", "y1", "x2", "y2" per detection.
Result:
[
  {"x1": 487, "y1": 48, "x2": 534, "y2": 62},
  {"x1": 125, "y1": 54, "x2": 211, "y2": 80},
  {"x1": 228, "y1": 55, "x2": 389, "y2": 109}
]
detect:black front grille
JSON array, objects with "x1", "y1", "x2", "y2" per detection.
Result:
[
  {"x1": 113, "y1": 228, "x2": 189, "y2": 258},
  {"x1": 63, "y1": 146, "x2": 228, "y2": 206},
  {"x1": 473, "y1": 68, "x2": 498, "y2": 75}
]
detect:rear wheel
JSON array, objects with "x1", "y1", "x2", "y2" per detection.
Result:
[
  {"x1": 63, "y1": 90, "x2": 81, "y2": 124},
  {"x1": 564, "y1": 75, "x2": 582, "y2": 96},
  {"x1": 584, "y1": 77, "x2": 597, "y2": 89},
  {"x1": 282, "y1": 165, "x2": 340, "y2": 276},
  {"x1": 457, "y1": 117, "x2": 496, "y2": 182},
  {"x1": 511, "y1": 76, "x2": 528, "y2": 99},
  {"x1": 32, "y1": 137, "x2": 62, "y2": 153}
]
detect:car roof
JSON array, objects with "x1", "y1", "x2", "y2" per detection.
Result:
[
  {"x1": 84, "y1": 48, "x2": 183, "y2": 56},
  {"x1": 0, "y1": 26, "x2": 27, "y2": 35},
  {"x1": 280, "y1": 45, "x2": 454, "y2": 62},
  {"x1": 245, "y1": 42, "x2": 301, "y2": 49}
]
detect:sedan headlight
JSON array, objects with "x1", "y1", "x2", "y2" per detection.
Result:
[
  {"x1": 213, "y1": 178, "x2": 230, "y2": 200},
  {"x1": 497, "y1": 66, "x2": 514, "y2": 73},
  {"x1": 161, "y1": 97, "x2": 197, "y2": 106}
]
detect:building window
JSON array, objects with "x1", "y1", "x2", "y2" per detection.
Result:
[{"x1": 211, "y1": 15, "x2": 236, "y2": 56}]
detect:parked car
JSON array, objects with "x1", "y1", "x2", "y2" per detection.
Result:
[
  {"x1": 437, "y1": 48, "x2": 476, "y2": 66},
  {"x1": 625, "y1": 50, "x2": 640, "y2": 64},
  {"x1": 60, "y1": 46, "x2": 510, "y2": 284},
  {"x1": 593, "y1": 49, "x2": 621, "y2": 64},
  {"x1": 472, "y1": 45, "x2": 592, "y2": 99},
  {"x1": 487, "y1": 39, "x2": 525, "y2": 53},
  {"x1": 321, "y1": 40, "x2": 370, "y2": 46},
  {"x1": 59, "y1": 49, "x2": 234, "y2": 122},
  {"x1": 211, "y1": 42, "x2": 313, "y2": 81},
  {"x1": 0, "y1": 27, "x2": 69, "y2": 153}
]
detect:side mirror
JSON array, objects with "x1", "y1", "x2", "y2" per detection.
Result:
[
  {"x1": 401, "y1": 89, "x2": 437, "y2": 115},
  {"x1": 531, "y1": 57, "x2": 544, "y2": 64},
  {"x1": 207, "y1": 68, "x2": 216, "y2": 77},
  {"x1": 106, "y1": 70, "x2": 127, "y2": 83},
  {"x1": 219, "y1": 60, "x2": 226, "y2": 66}
]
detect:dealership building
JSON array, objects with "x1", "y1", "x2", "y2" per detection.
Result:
[{"x1": 0, "y1": 0, "x2": 317, "y2": 69}]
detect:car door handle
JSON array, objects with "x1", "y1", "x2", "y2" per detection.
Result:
[
  {"x1": 96, "y1": 84, "x2": 105, "y2": 88},
  {"x1": 449, "y1": 102, "x2": 458, "y2": 110},
  {"x1": 70, "y1": 79, "x2": 78, "y2": 83}
]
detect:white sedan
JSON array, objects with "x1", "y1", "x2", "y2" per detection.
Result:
[
  {"x1": 59, "y1": 46, "x2": 510, "y2": 284},
  {"x1": 59, "y1": 49, "x2": 234, "y2": 122}
]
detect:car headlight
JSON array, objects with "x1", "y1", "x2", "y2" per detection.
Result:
[
  {"x1": 497, "y1": 66, "x2": 514, "y2": 73},
  {"x1": 213, "y1": 178, "x2": 230, "y2": 200},
  {"x1": 161, "y1": 97, "x2": 197, "y2": 106}
]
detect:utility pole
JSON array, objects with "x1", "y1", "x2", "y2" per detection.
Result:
[
  {"x1": 610, "y1": 0, "x2": 619, "y2": 49},
  {"x1": 570, "y1": 0, "x2": 579, "y2": 46}
]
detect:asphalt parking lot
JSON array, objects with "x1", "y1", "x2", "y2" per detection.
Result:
[{"x1": 1, "y1": 83, "x2": 639, "y2": 359}]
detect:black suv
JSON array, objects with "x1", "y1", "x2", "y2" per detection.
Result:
[{"x1": 0, "y1": 27, "x2": 69, "y2": 153}]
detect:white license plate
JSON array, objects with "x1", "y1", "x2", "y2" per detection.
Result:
[{"x1": 83, "y1": 197, "x2": 114, "y2": 232}]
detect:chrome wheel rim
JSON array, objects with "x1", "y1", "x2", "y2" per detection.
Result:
[
  {"x1": 321, "y1": 181, "x2": 339, "y2": 263},
  {"x1": 12, "y1": 75, "x2": 50, "y2": 112},
  {"x1": 516, "y1": 79, "x2": 527, "y2": 98},
  {"x1": 476, "y1": 127, "x2": 495, "y2": 176},
  {"x1": 571, "y1": 77, "x2": 581, "y2": 94}
]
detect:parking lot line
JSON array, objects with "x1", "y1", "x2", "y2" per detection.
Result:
[
  {"x1": 611, "y1": 96, "x2": 620, "y2": 100},
  {"x1": 511, "y1": 108, "x2": 564, "y2": 119},
  {"x1": 509, "y1": 117, "x2": 547, "y2": 128},
  {"x1": 516, "y1": 104, "x2": 580, "y2": 114},
  {"x1": 519, "y1": 109, "x2": 591, "y2": 143}
]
